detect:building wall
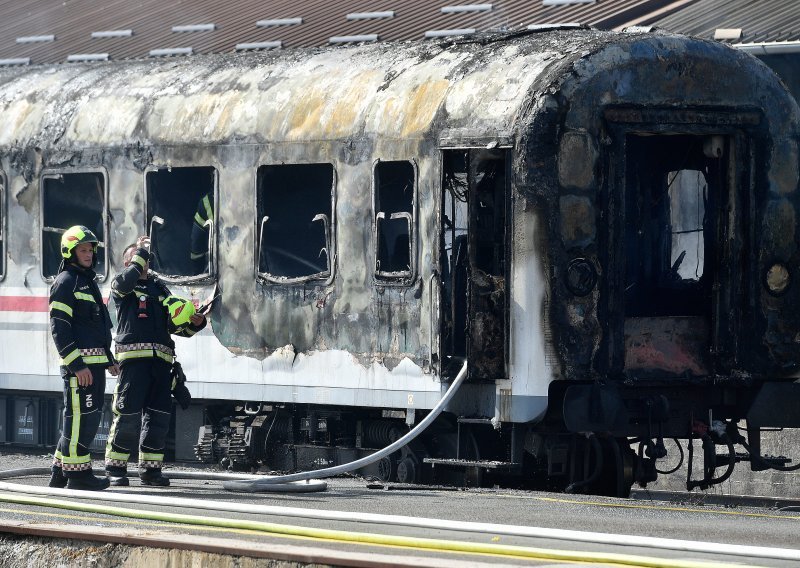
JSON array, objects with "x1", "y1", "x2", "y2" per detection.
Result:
[{"x1": 646, "y1": 427, "x2": 800, "y2": 498}]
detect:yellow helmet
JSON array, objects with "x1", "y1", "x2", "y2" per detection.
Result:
[
  {"x1": 162, "y1": 296, "x2": 196, "y2": 327},
  {"x1": 60, "y1": 225, "x2": 98, "y2": 259}
]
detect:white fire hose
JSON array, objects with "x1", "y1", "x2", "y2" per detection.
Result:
[{"x1": 0, "y1": 362, "x2": 468, "y2": 494}]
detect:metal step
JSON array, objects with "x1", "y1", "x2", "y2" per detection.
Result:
[
  {"x1": 456, "y1": 417, "x2": 494, "y2": 425},
  {"x1": 423, "y1": 458, "x2": 519, "y2": 471},
  {"x1": 718, "y1": 452, "x2": 792, "y2": 465}
]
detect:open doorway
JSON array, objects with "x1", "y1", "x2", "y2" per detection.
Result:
[
  {"x1": 440, "y1": 148, "x2": 508, "y2": 380},
  {"x1": 621, "y1": 134, "x2": 729, "y2": 376}
]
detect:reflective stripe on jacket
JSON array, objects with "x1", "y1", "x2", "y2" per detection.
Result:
[
  {"x1": 49, "y1": 263, "x2": 113, "y2": 373},
  {"x1": 111, "y1": 247, "x2": 207, "y2": 349}
]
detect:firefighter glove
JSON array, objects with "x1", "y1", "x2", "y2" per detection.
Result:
[{"x1": 170, "y1": 362, "x2": 192, "y2": 410}]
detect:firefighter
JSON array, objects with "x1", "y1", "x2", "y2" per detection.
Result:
[
  {"x1": 190, "y1": 192, "x2": 213, "y2": 274},
  {"x1": 49, "y1": 225, "x2": 118, "y2": 491},
  {"x1": 105, "y1": 236, "x2": 206, "y2": 487}
]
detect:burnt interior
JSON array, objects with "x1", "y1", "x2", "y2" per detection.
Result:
[
  {"x1": 41, "y1": 172, "x2": 105, "y2": 278},
  {"x1": 440, "y1": 148, "x2": 508, "y2": 379},
  {"x1": 257, "y1": 163, "x2": 333, "y2": 281},
  {"x1": 620, "y1": 133, "x2": 729, "y2": 376},
  {"x1": 374, "y1": 160, "x2": 414, "y2": 278},
  {"x1": 624, "y1": 134, "x2": 722, "y2": 317},
  {"x1": 146, "y1": 166, "x2": 216, "y2": 278}
]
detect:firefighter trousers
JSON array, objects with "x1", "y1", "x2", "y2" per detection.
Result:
[
  {"x1": 53, "y1": 366, "x2": 106, "y2": 477},
  {"x1": 105, "y1": 357, "x2": 172, "y2": 472}
]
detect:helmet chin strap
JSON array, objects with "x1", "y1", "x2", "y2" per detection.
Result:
[{"x1": 65, "y1": 251, "x2": 97, "y2": 271}]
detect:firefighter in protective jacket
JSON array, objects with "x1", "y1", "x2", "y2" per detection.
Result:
[
  {"x1": 189, "y1": 192, "x2": 213, "y2": 274},
  {"x1": 49, "y1": 225, "x2": 118, "y2": 491},
  {"x1": 104, "y1": 236, "x2": 206, "y2": 487}
]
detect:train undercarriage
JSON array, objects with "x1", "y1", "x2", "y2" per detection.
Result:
[{"x1": 192, "y1": 379, "x2": 800, "y2": 497}]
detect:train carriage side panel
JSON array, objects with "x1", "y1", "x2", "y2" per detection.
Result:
[{"x1": 0, "y1": 37, "x2": 567, "y2": 413}]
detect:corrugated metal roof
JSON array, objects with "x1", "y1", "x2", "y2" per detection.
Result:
[
  {"x1": 0, "y1": 0, "x2": 685, "y2": 64},
  {"x1": 652, "y1": 0, "x2": 800, "y2": 44}
]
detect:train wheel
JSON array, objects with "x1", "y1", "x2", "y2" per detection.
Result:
[
  {"x1": 377, "y1": 456, "x2": 395, "y2": 482},
  {"x1": 592, "y1": 437, "x2": 635, "y2": 497}
]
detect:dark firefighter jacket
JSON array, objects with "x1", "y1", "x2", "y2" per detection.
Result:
[
  {"x1": 49, "y1": 263, "x2": 114, "y2": 373},
  {"x1": 111, "y1": 247, "x2": 207, "y2": 354},
  {"x1": 190, "y1": 192, "x2": 213, "y2": 261}
]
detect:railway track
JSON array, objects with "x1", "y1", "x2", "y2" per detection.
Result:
[{"x1": 1, "y1": 467, "x2": 799, "y2": 567}]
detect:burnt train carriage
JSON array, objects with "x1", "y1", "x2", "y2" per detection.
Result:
[{"x1": 0, "y1": 27, "x2": 799, "y2": 496}]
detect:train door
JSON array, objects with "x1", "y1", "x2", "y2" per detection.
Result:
[
  {"x1": 440, "y1": 148, "x2": 509, "y2": 380},
  {"x1": 604, "y1": 111, "x2": 754, "y2": 377}
]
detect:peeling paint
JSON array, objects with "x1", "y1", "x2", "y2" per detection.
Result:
[
  {"x1": 67, "y1": 97, "x2": 144, "y2": 144},
  {"x1": 0, "y1": 100, "x2": 45, "y2": 145}
]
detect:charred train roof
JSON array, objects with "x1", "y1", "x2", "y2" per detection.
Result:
[{"x1": 0, "y1": 29, "x2": 794, "y2": 153}]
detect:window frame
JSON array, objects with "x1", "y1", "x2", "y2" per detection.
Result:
[
  {"x1": 254, "y1": 162, "x2": 337, "y2": 286},
  {"x1": 39, "y1": 167, "x2": 110, "y2": 282},
  {"x1": 143, "y1": 164, "x2": 219, "y2": 285},
  {"x1": 0, "y1": 169, "x2": 6, "y2": 282},
  {"x1": 372, "y1": 158, "x2": 418, "y2": 286},
  {"x1": 666, "y1": 168, "x2": 707, "y2": 282}
]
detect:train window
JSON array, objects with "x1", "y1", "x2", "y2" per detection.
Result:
[
  {"x1": 256, "y1": 163, "x2": 334, "y2": 283},
  {"x1": 374, "y1": 160, "x2": 415, "y2": 281},
  {"x1": 624, "y1": 134, "x2": 719, "y2": 317},
  {"x1": 667, "y1": 169, "x2": 706, "y2": 281},
  {"x1": 0, "y1": 171, "x2": 5, "y2": 280},
  {"x1": 145, "y1": 166, "x2": 217, "y2": 282},
  {"x1": 40, "y1": 171, "x2": 107, "y2": 280}
]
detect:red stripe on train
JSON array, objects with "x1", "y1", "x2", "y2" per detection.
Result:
[
  {"x1": 0, "y1": 296, "x2": 49, "y2": 311},
  {"x1": 0, "y1": 295, "x2": 111, "y2": 311}
]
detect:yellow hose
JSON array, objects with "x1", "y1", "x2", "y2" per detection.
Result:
[{"x1": 0, "y1": 492, "x2": 752, "y2": 568}]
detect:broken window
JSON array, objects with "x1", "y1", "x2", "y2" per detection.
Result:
[
  {"x1": 145, "y1": 166, "x2": 216, "y2": 281},
  {"x1": 624, "y1": 135, "x2": 719, "y2": 317},
  {"x1": 41, "y1": 171, "x2": 107, "y2": 279},
  {"x1": 0, "y1": 171, "x2": 5, "y2": 280},
  {"x1": 256, "y1": 163, "x2": 334, "y2": 283},
  {"x1": 374, "y1": 160, "x2": 415, "y2": 280},
  {"x1": 668, "y1": 169, "x2": 706, "y2": 281}
]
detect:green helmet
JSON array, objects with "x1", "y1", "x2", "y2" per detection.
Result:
[
  {"x1": 60, "y1": 225, "x2": 99, "y2": 259},
  {"x1": 162, "y1": 295, "x2": 196, "y2": 327}
]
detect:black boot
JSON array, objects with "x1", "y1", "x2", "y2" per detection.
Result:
[
  {"x1": 66, "y1": 469, "x2": 110, "y2": 491},
  {"x1": 48, "y1": 465, "x2": 68, "y2": 488},
  {"x1": 105, "y1": 466, "x2": 129, "y2": 487},
  {"x1": 140, "y1": 467, "x2": 170, "y2": 487}
]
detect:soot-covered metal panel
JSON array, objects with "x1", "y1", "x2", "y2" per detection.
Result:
[
  {"x1": 3, "y1": 28, "x2": 797, "y2": 408},
  {"x1": 529, "y1": 32, "x2": 800, "y2": 380},
  {"x1": 0, "y1": 32, "x2": 586, "y2": 387}
]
